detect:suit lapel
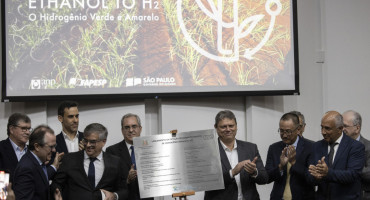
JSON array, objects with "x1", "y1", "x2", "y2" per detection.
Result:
[
  {"x1": 26, "y1": 152, "x2": 49, "y2": 186},
  {"x1": 77, "y1": 151, "x2": 93, "y2": 189},
  {"x1": 56, "y1": 132, "x2": 69, "y2": 153},
  {"x1": 218, "y1": 139, "x2": 232, "y2": 170},
  {"x1": 121, "y1": 140, "x2": 132, "y2": 168},
  {"x1": 296, "y1": 137, "x2": 304, "y2": 157},
  {"x1": 332, "y1": 134, "x2": 350, "y2": 168},
  {"x1": 5, "y1": 139, "x2": 19, "y2": 167}
]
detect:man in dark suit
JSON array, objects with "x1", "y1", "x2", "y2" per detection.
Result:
[
  {"x1": 204, "y1": 110, "x2": 268, "y2": 200},
  {"x1": 51, "y1": 123, "x2": 128, "y2": 200},
  {"x1": 13, "y1": 125, "x2": 62, "y2": 200},
  {"x1": 106, "y1": 113, "x2": 153, "y2": 200},
  {"x1": 343, "y1": 110, "x2": 370, "y2": 200},
  {"x1": 0, "y1": 113, "x2": 32, "y2": 180},
  {"x1": 308, "y1": 111, "x2": 365, "y2": 200},
  {"x1": 265, "y1": 112, "x2": 314, "y2": 200},
  {"x1": 56, "y1": 101, "x2": 84, "y2": 154}
]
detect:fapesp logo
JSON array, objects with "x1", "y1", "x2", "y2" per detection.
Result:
[
  {"x1": 177, "y1": 0, "x2": 282, "y2": 62},
  {"x1": 68, "y1": 78, "x2": 107, "y2": 88}
]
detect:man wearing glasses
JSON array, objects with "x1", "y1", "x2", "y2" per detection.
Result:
[
  {"x1": 13, "y1": 125, "x2": 62, "y2": 200},
  {"x1": 106, "y1": 113, "x2": 153, "y2": 200},
  {"x1": 265, "y1": 112, "x2": 314, "y2": 200},
  {"x1": 51, "y1": 123, "x2": 128, "y2": 200},
  {"x1": 0, "y1": 113, "x2": 32, "y2": 179}
]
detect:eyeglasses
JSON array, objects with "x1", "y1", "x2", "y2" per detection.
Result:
[
  {"x1": 82, "y1": 138, "x2": 104, "y2": 146},
  {"x1": 44, "y1": 144, "x2": 57, "y2": 150},
  {"x1": 123, "y1": 125, "x2": 140, "y2": 131},
  {"x1": 13, "y1": 125, "x2": 33, "y2": 132},
  {"x1": 278, "y1": 126, "x2": 299, "y2": 135}
]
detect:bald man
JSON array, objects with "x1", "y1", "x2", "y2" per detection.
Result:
[{"x1": 308, "y1": 111, "x2": 365, "y2": 200}]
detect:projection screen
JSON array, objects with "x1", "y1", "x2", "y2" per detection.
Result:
[{"x1": 1, "y1": 0, "x2": 299, "y2": 101}]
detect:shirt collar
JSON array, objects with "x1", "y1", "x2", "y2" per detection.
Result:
[
  {"x1": 332, "y1": 132, "x2": 343, "y2": 145},
  {"x1": 356, "y1": 135, "x2": 361, "y2": 141},
  {"x1": 84, "y1": 150, "x2": 103, "y2": 161},
  {"x1": 62, "y1": 131, "x2": 79, "y2": 140},
  {"x1": 125, "y1": 141, "x2": 133, "y2": 150},
  {"x1": 219, "y1": 139, "x2": 237, "y2": 151},
  {"x1": 9, "y1": 138, "x2": 27, "y2": 152},
  {"x1": 30, "y1": 151, "x2": 43, "y2": 165},
  {"x1": 292, "y1": 136, "x2": 299, "y2": 148}
]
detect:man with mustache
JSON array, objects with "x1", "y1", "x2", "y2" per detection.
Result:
[{"x1": 51, "y1": 123, "x2": 128, "y2": 200}]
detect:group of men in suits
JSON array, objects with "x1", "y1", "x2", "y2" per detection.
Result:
[
  {"x1": 207, "y1": 110, "x2": 369, "y2": 200},
  {"x1": 1, "y1": 102, "x2": 369, "y2": 200}
]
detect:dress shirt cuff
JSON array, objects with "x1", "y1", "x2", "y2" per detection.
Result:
[
  {"x1": 50, "y1": 165, "x2": 57, "y2": 171},
  {"x1": 229, "y1": 169, "x2": 234, "y2": 178},
  {"x1": 101, "y1": 190, "x2": 105, "y2": 200},
  {"x1": 114, "y1": 192, "x2": 119, "y2": 200}
]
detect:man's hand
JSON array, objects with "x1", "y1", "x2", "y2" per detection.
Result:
[
  {"x1": 279, "y1": 147, "x2": 289, "y2": 170},
  {"x1": 244, "y1": 157, "x2": 258, "y2": 175},
  {"x1": 54, "y1": 188, "x2": 63, "y2": 200},
  {"x1": 52, "y1": 152, "x2": 65, "y2": 169},
  {"x1": 79, "y1": 140, "x2": 84, "y2": 151},
  {"x1": 287, "y1": 145, "x2": 296, "y2": 165},
  {"x1": 127, "y1": 164, "x2": 137, "y2": 184},
  {"x1": 315, "y1": 156, "x2": 328, "y2": 177},
  {"x1": 101, "y1": 189, "x2": 115, "y2": 200},
  {"x1": 232, "y1": 160, "x2": 248, "y2": 177}
]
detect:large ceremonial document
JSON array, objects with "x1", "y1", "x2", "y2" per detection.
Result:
[{"x1": 133, "y1": 129, "x2": 224, "y2": 198}]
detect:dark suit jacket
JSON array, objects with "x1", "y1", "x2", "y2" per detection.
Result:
[
  {"x1": 265, "y1": 136, "x2": 315, "y2": 200},
  {"x1": 56, "y1": 131, "x2": 84, "y2": 153},
  {"x1": 13, "y1": 151, "x2": 50, "y2": 200},
  {"x1": 0, "y1": 138, "x2": 19, "y2": 180},
  {"x1": 360, "y1": 136, "x2": 370, "y2": 200},
  {"x1": 308, "y1": 133, "x2": 365, "y2": 200},
  {"x1": 204, "y1": 139, "x2": 268, "y2": 200},
  {"x1": 106, "y1": 140, "x2": 154, "y2": 200},
  {"x1": 51, "y1": 150, "x2": 128, "y2": 200}
]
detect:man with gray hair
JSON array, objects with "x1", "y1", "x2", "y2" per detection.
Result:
[
  {"x1": 106, "y1": 113, "x2": 153, "y2": 200},
  {"x1": 51, "y1": 123, "x2": 128, "y2": 200},
  {"x1": 343, "y1": 110, "x2": 370, "y2": 199},
  {"x1": 308, "y1": 111, "x2": 365, "y2": 199}
]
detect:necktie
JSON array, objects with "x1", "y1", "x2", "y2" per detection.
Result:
[
  {"x1": 88, "y1": 157, "x2": 97, "y2": 188},
  {"x1": 328, "y1": 142, "x2": 338, "y2": 167},
  {"x1": 41, "y1": 164, "x2": 48, "y2": 181},
  {"x1": 130, "y1": 146, "x2": 137, "y2": 170}
]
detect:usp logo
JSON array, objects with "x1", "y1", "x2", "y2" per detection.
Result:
[{"x1": 177, "y1": 0, "x2": 282, "y2": 62}]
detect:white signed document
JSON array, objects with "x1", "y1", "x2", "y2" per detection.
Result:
[{"x1": 133, "y1": 129, "x2": 224, "y2": 198}]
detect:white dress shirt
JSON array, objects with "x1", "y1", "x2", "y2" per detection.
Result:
[
  {"x1": 63, "y1": 131, "x2": 80, "y2": 153},
  {"x1": 9, "y1": 138, "x2": 27, "y2": 161}
]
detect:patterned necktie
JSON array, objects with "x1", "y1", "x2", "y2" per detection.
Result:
[
  {"x1": 328, "y1": 142, "x2": 338, "y2": 167},
  {"x1": 88, "y1": 157, "x2": 97, "y2": 188},
  {"x1": 130, "y1": 146, "x2": 137, "y2": 170}
]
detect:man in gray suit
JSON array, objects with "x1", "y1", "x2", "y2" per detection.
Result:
[
  {"x1": 343, "y1": 110, "x2": 370, "y2": 199},
  {"x1": 204, "y1": 110, "x2": 268, "y2": 200}
]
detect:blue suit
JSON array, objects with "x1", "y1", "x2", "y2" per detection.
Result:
[
  {"x1": 265, "y1": 136, "x2": 315, "y2": 200},
  {"x1": 308, "y1": 133, "x2": 365, "y2": 200},
  {"x1": 13, "y1": 151, "x2": 50, "y2": 200}
]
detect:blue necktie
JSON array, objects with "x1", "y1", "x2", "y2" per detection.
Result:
[
  {"x1": 130, "y1": 146, "x2": 137, "y2": 170},
  {"x1": 41, "y1": 164, "x2": 48, "y2": 181},
  {"x1": 88, "y1": 157, "x2": 97, "y2": 188}
]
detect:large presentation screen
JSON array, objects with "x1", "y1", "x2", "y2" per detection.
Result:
[{"x1": 2, "y1": 0, "x2": 299, "y2": 101}]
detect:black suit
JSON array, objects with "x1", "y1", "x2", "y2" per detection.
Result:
[
  {"x1": 265, "y1": 136, "x2": 315, "y2": 200},
  {"x1": 360, "y1": 136, "x2": 370, "y2": 200},
  {"x1": 204, "y1": 139, "x2": 268, "y2": 200},
  {"x1": 106, "y1": 140, "x2": 154, "y2": 200},
  {"x1": 51, "y1": 150, "x2": 128, "y2": 200},
  {"x1": 0, "y1": 138, "x2": 19, "y2": 180},
  {"x1": 55, "y1": 131, "x2": 84, "y2": 153},
  {"x1": 13, "y1": 151, "x2": 50, "y2": 200}
]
